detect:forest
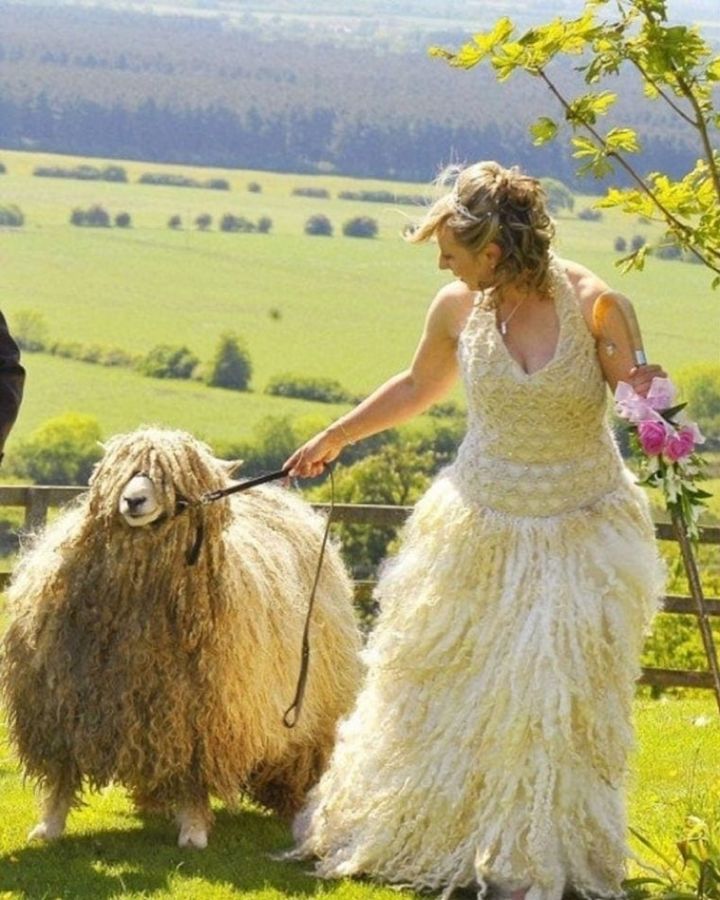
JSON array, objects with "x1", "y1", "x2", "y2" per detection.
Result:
[{"x1": 0, "y1": 2, "x2": 703, "y2": 184}]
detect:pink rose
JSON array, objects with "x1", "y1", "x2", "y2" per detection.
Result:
[
  {"x1": 664, "y1": 427, "x2": 697, "y2": 462},
  {"x1": 638, "y1": 419, "x2": 669, "y2": 456}
]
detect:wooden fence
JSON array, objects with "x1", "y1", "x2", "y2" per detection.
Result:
[{"x1": 1, "y1": 485, "x2": 718, "y2": 691}]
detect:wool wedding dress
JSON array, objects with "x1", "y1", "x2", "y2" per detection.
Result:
[{"x1": 291, "y1": 258, "x2": 665, "y2": 900}]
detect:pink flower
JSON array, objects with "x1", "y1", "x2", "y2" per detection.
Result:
[
  {"x1": 614, "y1": 381, "x2": 660, "y2": 425},
  {"x1": 664, "y1": 427, "x2": 698, "y2": 462},
  {"x1": 638, "y1": 419, "x2": 670, "y2": 455},
  {"x1": 646, "y1": 377, "x2": 677, "y2": 411}
]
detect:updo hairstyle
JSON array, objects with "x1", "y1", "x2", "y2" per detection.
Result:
[{"x1": 407, "y1": 161, "x2": 556, "y2": 295}]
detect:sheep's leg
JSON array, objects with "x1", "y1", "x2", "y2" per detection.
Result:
[
  {"x1": 28, "y1": 781, "x2": 77, "y2": 842},
  {"x1": 175, "y1": 797, "x2": 212, "y2": 850}
]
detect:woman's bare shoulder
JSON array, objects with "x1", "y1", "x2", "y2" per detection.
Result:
[
  {"x1": 556, "y1": 256, "x2": 612, "y2": 324},
  {"x1": 429, "y1": 280, "x2": 478, "y2": 339}
]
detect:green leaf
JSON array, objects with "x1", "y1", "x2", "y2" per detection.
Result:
[
  {"x1": 605, "y1": 127, "x2": 641, "y2": 153},
  {"x1": 529, "y1": 117, "x2": 558, "y2": 145}
]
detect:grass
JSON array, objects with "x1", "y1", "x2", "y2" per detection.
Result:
[
  {"x1": 0, "y1": 147, "x2": 717, "y2": 453},
  {"x1": 0, "y1": 694, "x2": 717, "y2": 899}
]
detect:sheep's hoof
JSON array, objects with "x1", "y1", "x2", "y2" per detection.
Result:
[
  {"x1": 28, "y1": 820, "x2": 64, "y2": 842},
  {"x1": 177, "y1": 822, "x2": 208, "y2": 849}
]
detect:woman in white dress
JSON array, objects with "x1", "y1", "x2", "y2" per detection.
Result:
[{"x1": 284, "y1": 161, "x2": 666, "y2": 900}]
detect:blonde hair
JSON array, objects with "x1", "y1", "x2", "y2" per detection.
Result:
[{"x1": 407, "y1": 161, "x2": 556, "y2": 295}]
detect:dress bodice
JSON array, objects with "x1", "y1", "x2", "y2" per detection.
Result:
[{"x1": 454, "y1": 257, "x2": 624, "y2": 516}]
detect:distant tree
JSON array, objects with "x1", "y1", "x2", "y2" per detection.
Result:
[
  {"x1": 138, "y1": 344, "x2": 199, "y2": 379},
  {"x1": 631, "y1": 234, "x2": 647, "y2": 252},
  {"x1": 247, "y1": 181, "x2": 262, "y2": 193},
  {"x1": 305, "y1": 214, "x2": 333, "y2": 236},
  {"x1": 614, "y1": 236, "x2": 627, "y2": 253},
  {"x1": 206, "y1": 178, "x2": 230, "y2": 191},
  {"x1": 168, "y1": 214, "x2": 182, "y2": 229},
  {"x1": 0, "y1": 204, "x2": 24, "y2": 227},
  {"x1": 293, "y1": 187, "x2": 330, "y2": 199},
  {"x1": 12, "y1": 309, "x2": 48, "y2": 352},
  {"x1": 9, "y1": 412, "x2": 103, "y2": 485},
  {"x1": 102, "y1": 165, "x2": 128, "y2": 182},
  {"x1": 343, "y1": 216, "x2": 378, "y2": 238},
  {"x1": 205, "y1": 332, "x2": 252, "y2": 390},
  {"x1": 676, "y1": 363, "x2": 720, "y2": 445},
  {"x1": 70, "y1": 205, "x2": 110, "y2": 227},
  {"x1": 577, "y1": 207, "x2": 602, "y2": 222},
  {"x1": 195, "y1": 213, "x2": 212, "y2": 231},
  {"x1": 256, "y1": 215, "x2": 273, "y2": 233},
  {"x1": 540, "y1": 178, "x2": 574, "y2": 214},
  {"x1": 0, "y1": 162, "x2": 6, "y2": 174},
  {"x1": 220, "y1": 213, "x2": 255, "y2": 233},
  {"x1": 114, "y1": 211, "x2": 132, "y2": 228}
]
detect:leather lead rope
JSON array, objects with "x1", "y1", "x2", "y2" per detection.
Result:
[{"x1": 198, "y1": 464, "x2": 336, "y2": 728}]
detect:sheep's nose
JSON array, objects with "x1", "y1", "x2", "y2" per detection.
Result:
[{"x1": 125, "y1": 495, "x2": 146, "y2": 511}]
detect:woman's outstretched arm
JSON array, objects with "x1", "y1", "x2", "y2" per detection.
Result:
[{"x1": 285, "y1": 284, "x2": 469, "y2": 478}]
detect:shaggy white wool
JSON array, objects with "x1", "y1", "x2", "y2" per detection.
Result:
[{"x1": 291, "y1": 258, "x2": 665, "y2": 900}]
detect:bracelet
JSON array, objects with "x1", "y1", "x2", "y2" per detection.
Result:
[{"x1": 335, "y1": 420, "x2": 356, "y2": 446}]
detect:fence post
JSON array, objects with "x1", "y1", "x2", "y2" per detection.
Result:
[{"x1": 24, "y1": 488, "x2": 50, "y2": 531}]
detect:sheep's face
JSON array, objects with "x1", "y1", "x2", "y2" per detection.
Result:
[{"x1": 118, "y1": 474, "x2": 165, "y2": 527}]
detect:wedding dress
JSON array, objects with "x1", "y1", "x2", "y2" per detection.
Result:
[{"x1": 292, "y1": 258, "x2": 665, "y2": 900}]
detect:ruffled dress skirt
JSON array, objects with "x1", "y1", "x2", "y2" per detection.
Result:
[{"x1": 291, "y1": 467, "x2": 664, "y2": 900}]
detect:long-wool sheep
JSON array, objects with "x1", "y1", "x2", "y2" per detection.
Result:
[{"x1": 0, "y1": 427, "x2": 363, "y2": 848}]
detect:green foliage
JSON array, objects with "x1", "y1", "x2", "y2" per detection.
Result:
[
  {"x1": 0, "y1": 204, "x2": 24, "y2": 227},
  {"x1": 137, "y1": 344, "x2": 199, "y2": 380},
  {"x1": 342, "y1": 216, "x2": 378, "y2": 238},
  {"x1": 205, "y1": 332, "x2": 252, "y2": 391},
  {"x1": 432, "y1": 1, "x2": 720, "y2": 285},
  {"x1": 70, "y1": 204, "x2": 111, "y2": 227},
  {"x1": 540, "y1": 177, "x2": 574, "y2": 213},
  {"x1": 34, "y1": 163, "x2": 128, "y2": 182},
  {"x1": 265, "y1": 373, "x2": 353, "y2": 404},
  {"x1": 8, "y1": 412, "x2": 103, "y2": 485},
  {"x1": 167, "y1": 213, "x2": 182, "y2": 229},
  {"x1": 114, "y1": 211, "x2": 132, "y2": 228},
  {"x1": 139, "y1": 172, "x2": 229, "y2": 190},
  {"x1": 195, "y1": 212, "x2": 212, "y2": 230},
  {"x1": 292, "y1": 186, "x2": 330, "y2": 198},
  {"x1": 12, "y1": 308, "x2": 48, "y2": 352},
  {"x1": 677, "y1": 364, "x2": 720, "y2": 445},
  {"x1": 305, "y1": 213, "x2": 333, "y2": 236},
  {"x1": 219, "y1": 213, "x2": 256, "y2": 233}
]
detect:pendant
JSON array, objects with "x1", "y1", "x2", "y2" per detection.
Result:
[{"x1": 500, "y1": 321, "x2": 508, "y2": 336}]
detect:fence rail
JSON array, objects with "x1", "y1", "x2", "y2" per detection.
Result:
[{"x1": 1, "y1": 485, "x2": 718, "y2": 692}]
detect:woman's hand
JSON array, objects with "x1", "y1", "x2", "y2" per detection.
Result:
[
  {"x1": 627, "y1": 363, "x2": 667, "y2": 397},
  {"x1": 285, "y1": 427, "x2": 346, "y2": 479}
]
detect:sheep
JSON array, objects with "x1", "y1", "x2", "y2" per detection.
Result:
[{"x1": 0, "y1": 427, "x2": 363, "y2": 849}]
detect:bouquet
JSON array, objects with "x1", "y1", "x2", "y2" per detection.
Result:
[{"x1": 614, "y1": 376, "x2": 710, "y2": 539}]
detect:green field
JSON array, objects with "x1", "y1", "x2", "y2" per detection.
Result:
[
  {"x1": 0, "y1": 693, "x2": 717, "y2": 899},
  {"x1": 0, "y1": 148, "x2": 718, "y2": 455}
]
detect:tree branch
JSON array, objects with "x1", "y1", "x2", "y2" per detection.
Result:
[{"x1": 537, "y1": 68, "x2": 720, "y2": 273}]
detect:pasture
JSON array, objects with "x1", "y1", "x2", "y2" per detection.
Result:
[
  {"x1": 0, "y1": 148, "x2": 717, "y2": 451},
  {"x1": 0, "y1": 694, "x2": 717, "y2": 899}
]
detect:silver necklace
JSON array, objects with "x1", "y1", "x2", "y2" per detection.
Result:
[{"x1": 498, "y1": 297, "x2": 526, "y2": 335}]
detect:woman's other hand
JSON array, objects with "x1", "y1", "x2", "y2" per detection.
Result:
[{"x1": 627, "y1": 363, "x2": 667, "y2": 398}]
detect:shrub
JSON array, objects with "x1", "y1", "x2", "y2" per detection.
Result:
[
  {"x1": 247, "y1": 181, "x2": 262, "y2": 193},
  {"x1": 337, "y1": 189, "x2": 426, "y2": 206},
  {"x1": 168, "y1": 214, "x2": 183, "y2": 230},
  {"x1": 195, "y1": 213, "x2": 212, "y2": 231},
  {"x1": 114, "y1": 211, "x2": 132, "y2": 228},
  {"x1": 0, "y1": 162, "x2": 6, "y2": 174},
  {"x1": 205, "y1": 332, "x2": 252, "y2": 391},
  {"x1": 305, "y1": 214, "x2": 333, "y2": 236},
  {"x1": 655, "y1": 242, "x2": 682, "y2": 260},
  {"x1": 13, "y1": 309, "x2": 48, "y2": 352},
  {"x1": 577, "y1": 207, "x2": 602, "y2": 221},
  {"x1": 9, "y1": 412, "x2": 103, "y2": 485},
  {"x1": 631, "y1": 234, "x2": 647, "y2": 251},
  {"x1": 614, "y1": 236, "x2": 627, "y2": 252},
  {"x1": 102, "y1": 165, "x2": 128, "y2": 183},
  {"x1": 206, "y1": 178, "x2": 230, "y2": 191},
  {"x1": 70, "y1": 205, "x2": 111, "y2": 227},
  {"x1": 256, "y1": 216, "x2": 273, "y2": 234},
  {"x1": 292, "y1": 187, "x2": 330, "y2": 199},
  {"x1": 342, "y1": 216, "x2": 378, "y2": 238},
  {"x1": 137, "y1": 344, "x2": 199, "y2": 379},
  {"x1": 265, "y1": 373, "x2": 353, "y2": 403},
  {"x1": 0, "y1": 204, "x2": 24, "y2": 227},
  {"x1": 219, "y1": 213, "x2": 255, "y2": 233}
]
